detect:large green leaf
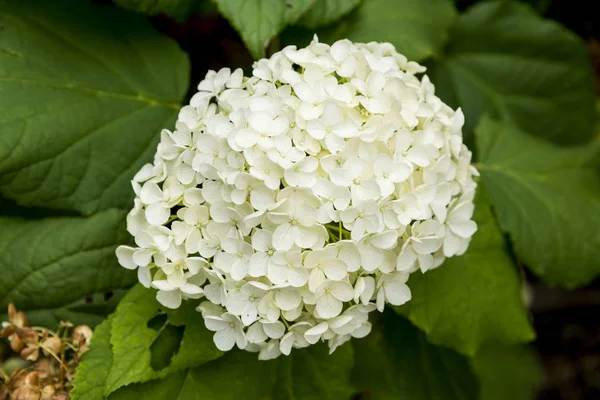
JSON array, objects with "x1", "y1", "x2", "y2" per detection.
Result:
[
  {"x1": 353, "y1": 310, "x2": 478, "y2": 399},
  {"x1": 398, "y1": 192, "x2": 535, "y2": 355},
  {"x1": 0, "y1": 210, "x2": 135, "y2": 311},
  {"x1": 0, "y1": 0, "x2": 189, "y2": 215},
  {"x1": 297, "y1": 0, "x2": 361, "y2": 29},
  {"x1": 108, "y1": 343, "x2": 353, "y2": 400},
  {"x1": 429, "y1": 0, "x2": 595, "y2": 145},
  {"x1": 471, "y1": 344, "x2": 544, "y2": 400},
  {"x1": 476, "y1": 117, "x2": 600, "y2": 287},
  {"x1": 314, "y1": 0, "x2": 457, "y2": 62},
  {"x1": 214, "y1": 0, "x2": 313, "y2": 60},
  {"x1": 71, "y1": 285, "x2": 223, "y2": 399}
]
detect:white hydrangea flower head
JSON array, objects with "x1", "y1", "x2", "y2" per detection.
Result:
[{"x1": 116, "y1": 36, "x2": 478, "y2": 360}]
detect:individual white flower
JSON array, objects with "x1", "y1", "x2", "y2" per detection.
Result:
[
  {"x1": 247, "y1": 319, "x2": 286, "y2": 343},
  {"x1": 313, "y1": 281, "x2": 354, "y2": 319},
  {"x1": 340, "y1": 201, "x2": 382, "y2": 240},
  {"x1": 267, "y1": 251, "x2": 309, "y2": 287},
  {"x1": 258, "y1": 340, "x2": 282, "y2": 360},
  {"x1": 356, "y1": 230, "x2": 398, "y2": 273},
  {"x1": 443, "y1": 196, "x2": 477, "y2": 257},
  {"x1": 203, "y1": 311, "x2": 248, "y2": 351},
  {"x1": 247, "y1": 229, "x2": 276, "y2": 277},
  {"x1": 353, "y1": 276, "x2": 376, "y2": 306},
  {"x1": 225, "y1": 282, "x2": 270, "y2": 325},
  {"x1": 214, "y1": 238, "x2": 254, "y2": 280},
  {"x1": 304, "y1": 248, "x2": 348, "y2": 292},
  {"x1": 172, "y1": 205, "x2": 209, "y2": 254},
  {"x1": 268, "y1": 204, "x2": 326, "y2": 251},
  {"x1": 397, "y1": 220, "x2": 445, "y2": 273},
  {"x1": 117, "y1": 36, "x2": 478, "y2": 360},
  {"x1": 139, "y1": 178, "x2": 184, "y2": 225},
  {"x1": 329, "y1": 158, "x2": 380, "y2": 204},
  {"x1": 283, "y1": 156, "x2": 319, "y2": 188},
  {"x1": 280, "y1": 321, "x2": 312, "y2": 355},
  {"x1": 376, "y1": 271, "x2": 412, "y2": 312},
  {"x1": 249, "y1": 155, "x2": 284, "y2": 190},
  {"x1": 373, "y1": 155, "x2": 412, "y2": 196}
]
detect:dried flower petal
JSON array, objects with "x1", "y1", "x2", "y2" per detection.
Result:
[{"x1": 41, "y1": 338, "x2": 62, "y2": 357}]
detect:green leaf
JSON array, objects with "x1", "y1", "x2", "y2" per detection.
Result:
[
  {"x1": 471, "y1": 345, "x2": 544, "y2": 400},
  {"x1": 0, "y1": 209, "x2": 135, "y2": 312},
  {"x1": 284, "y1": 0, "x2": 316, "y2": 25},
  {"x1": 113, "y1": 0, "x2": 196, "y2": 20},
  {"x1": 109, "y1": 351, "x2": 279, "y2": 400},
  {"x1": 476, "y1": 117, "x2": 600, "y2": 287},
  {"x1": 71, "y1": 316, "x2": 114, "y2": 400},
  {"x1": 273, "y1": 342, "x2": 355, "y2": 399},
  {"x1": 297, "y1": 0, "x2": 361, "y2": 28},
  {"x1": 429, "y1": 0, "x2": 595, "y2": 145},
  {"x1": 398, "y1": 192, "x2": 535, "y2": 355},
  {"x1": 0, "y1": 0, "x2": 189, "y2": 214},
  {"x1": 108, "y1": 343, "x2": 353, "y2": 400},
  {"x1": 105, "y1": 285, "x2": 164, "y2": 392},
  {"x1": 148, "y1": 314, "x2": 185, "y2": 371},
  {"x1": 71, "y1": 285, "x2": 223, "y2": 399},
  {"x1": 314, "y1": 0, "x2": 457, "y2": 62},
  {"x1": 12, "y1": 289, "x2": 128, "y2": 328},
  {"x1": 214, "y1": 0, "x2": 313, "y2": 60},
  {"x1": 353, "y1": 310, "x2": 478, "y2": 399},
  {"x1": 106, "y1": 285, "x2": 223, "y2": 394}
]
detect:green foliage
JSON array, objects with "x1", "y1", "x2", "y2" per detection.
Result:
[
  {"x1": 0, "y1": 210, "x2": 135, "y2": 313},
  {"x1": 297, "y1": 0, "x2": 362, "y2": 29},
  {"x1": 71, "y1": 285, "x2": 222, "y2": 399},
  {"x1": 107, "y1": 351, "x2": 279, "y2": 400},
  {"x1": 476, "y1": 117, "x2": 600, "y2": 288},
  {"x1": 398, "y1": 192, "x2": 535, "y2": 355},
  {"x1": 429, "y1": 0, "x2": 595, "y2": 145},
  {"x1": 287, "y1": 0, "x2": 457, "y2": 62},
  {"x1": 113, "y1": 0, "x2": 197, "y2": 20},
  {"x1": 0, "y1": 0, "x2": 189, "y2": 215},
  {"x1": 70, "y1": 316, "x2": 115, "y2": 400},
  {"x1": 19, "y1": 289, "x2": 128, "y2": 328},
  {"x1": 353, "y1": 310, "x2": 478, "y2": 399},
  {"x1": 105, "y1": 333, "x2": 354, "y2": 399},
  {"x1": 471, "y1": 344, "x2": 544, "y2": 400},
  {"x1": 213, "y1": 0, "x2": 314, "y2": 59}
]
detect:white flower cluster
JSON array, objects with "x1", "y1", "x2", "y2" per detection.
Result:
[{"x1": 116, "y1": 37, "x2": 478, "y2": 360}]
